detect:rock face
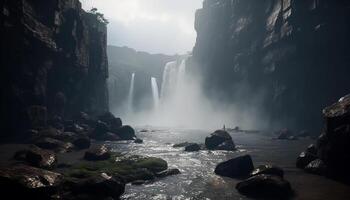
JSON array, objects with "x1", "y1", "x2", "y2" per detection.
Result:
[
  {"x1": 205, "y1": 130, "x2": 235, "y2": 150},
  {"x1": 316, "y1": 94, "x2": 350, "y2": 180},
  {"x1": 296, "y1": 94, "x2": 350, "y2": 182},
  {"x1": 1, "y1": 0, "x2": 109, "y2": 138},
  {"x1": 191, "y1": 0, "x2": 350, "y2": 131},
  {"x1": 215, "y1": 155, "x2": 254, "y2": 178}
]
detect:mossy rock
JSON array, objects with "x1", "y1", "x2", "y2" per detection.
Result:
[{"x1": 65, "y1": 153, "x2": 167, "y2": 183}]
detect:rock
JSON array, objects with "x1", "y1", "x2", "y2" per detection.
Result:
[
  {"x1": 216, "y1": 140, "x2": 236, "y2": 151},
  {"x1": 33, "y1": 128, "x2": 78, "y2": 143},
  {"x1": 236, "y1": 174, "x2": 292, "y2": 198},
  {"x1": 250, "y1": 165, "x2": 284, "y2": 178},
  {"x1": 127, "y1": 168, "x2": 155, "y2": 181},
  {"x1": 305, "y1": 159, "x2": 327, "y2": 175},
  {"x1": 215, "y1": 155, "x2": 254, "y2": 178},
  {"x1": 173, "y1": 142, "x2": 192, "y2": 148},
  {"x1": 94, "y1": 121, "x2": 109, "y2": 135},
  {"x1": 65, "y1": 123, "x2": 84, "y2": 134},
  {"x1": 277, "y1": 128, "x2": 293, "y2": 140},
  {"x1": 69, "y1": 173, "x2": 125, "y2": 199},
  {"x1": 155, "y1": 168, "x2": 181, "y2": 178},
  {"x1": 185, "y1": 143, "x2": 201, "y2": 152},
  {"x1": 205, "y1": 130, "x2": 235, "y2": 150},
  {"x1": 110, "y1": 117, "x2": 123, "y2": 131},
  {"x1": 115, "y1": 125, "x2": 136, "y2": 140},
  {"x1": 317, "y1": 94, "x2": 350, "y2": 177},
  {"x1": 14, "y1": 146, "x2": 57, "y2": 169},
  {"x1": 79, "y1": 112, "x2": 90, "y2": 122},
  {"x1": 34, "y1": 128, "x2": 61, "y2": 140},
  {"x1": 0, "y1": 165, "x2": 62, "y2": 199},
  {"x1": 73, "y1": 137, "x2": 91, "y2": 149},
  {"x1": 91, "y1": 131, "x2": 121, "y2": 141},
  {"x1": 296, "y1": 151, "x2": 317, "y2": 169},
  {"x1": 306, "y1": 144, "x2": 317, "y2": 155},
  {"x1": 98, "y1": 112, "x2": 116, "y2": 124},
  {"x1": 84, "y1": 145, "x2": 111, "y2": 161},
  {"x1": 35, "y1": 137, "x2": 74, "y2": 153},
  {"x1": 134, "y1": 138, "x2": 143, "y2": 144}
]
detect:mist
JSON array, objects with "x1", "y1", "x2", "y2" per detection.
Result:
[{"x1": 110, "y1": 57, "x2": 269, "y2": 130}]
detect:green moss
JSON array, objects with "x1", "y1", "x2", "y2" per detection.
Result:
[{"x1": 64, "y1": 153, "x2": 168, "y2": 183}]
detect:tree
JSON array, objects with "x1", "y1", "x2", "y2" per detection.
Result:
[{"x1": 89, "y1": 8, "x2": 109, "y2": 25}]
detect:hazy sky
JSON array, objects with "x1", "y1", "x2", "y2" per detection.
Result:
[{"x1": 81, "y1": 0, "x2": 203, "y2": 55}]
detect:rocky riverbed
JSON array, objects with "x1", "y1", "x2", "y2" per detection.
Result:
[{"x1": 108, "y1": 128, "x2": 350, "y2": 200}]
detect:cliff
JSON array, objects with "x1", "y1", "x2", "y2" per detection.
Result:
[
  {"x1": 191, "y1": 0, "x2": 350, "y2": 131},
  {"x1": 1, "y1": 0, "x2": 109, "y2": 138}
]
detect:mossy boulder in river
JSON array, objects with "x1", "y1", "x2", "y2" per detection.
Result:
[{"x1": 67, "y1": 154, "x2": 168, "y2": 183}]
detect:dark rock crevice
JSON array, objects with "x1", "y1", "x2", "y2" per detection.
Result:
[{"x1": 1, "y1": 0, "x2": 109, "y2": 139}]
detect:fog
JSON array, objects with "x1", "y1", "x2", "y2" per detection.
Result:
[
  {"x1": 112, "y1": 58, "x2": 269, "y2": 130},
  {"x1": 81, "y1": 0, "x2": 203, "y2": 54}
]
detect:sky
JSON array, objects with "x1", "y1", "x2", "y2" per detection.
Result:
[{"x1": 81, "y1": 0, "x2": 203, "y2": 55}]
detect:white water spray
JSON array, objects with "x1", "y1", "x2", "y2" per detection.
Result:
[
  {"x1": 127, "y1": 73, "x2": 135, "y2": 113},
  {"x1": 151, "y1": 77, "x2": 160, "y2": 110}
]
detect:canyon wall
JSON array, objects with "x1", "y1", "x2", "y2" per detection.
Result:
[
  {"x1": 1, "y1": 0, "x2": 109, "y2": 138},
  {"x1": 191, "y1": 0, "x2": 350, "y2": 132}
]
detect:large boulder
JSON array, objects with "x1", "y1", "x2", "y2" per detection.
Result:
[
  {"x1": 304, "y1": 159, "x2": 328, "y2": 176},
  {"x1": 68, "y1": 173, "x2": 125, "y2": 199},
  {"x1": 94, "y1": 121, "x2": 109, "y2": 135},
  {"x1": 35, "y1": 137, "x2": 74, "y2": 153},
  {"x1": 0, "y1": 165, "x2": 62, "y2": 199},
  {"x1": 296, "y1": 151, "x2": 317, "y2": 169},
  {"x1": 316, "y1": 94, "x2": 350, "y2": 179},
  {"x1": 14, "y1": 146, "x2": 57, "y2": 169},
  {"x1": 205, "y1": 130, "x2": 235, "y2": 150},
  {"x1": 115, "y1": 125, "x2": 136, "y2": 140},
  {"x1": 98, "y1": 112, "x2": 122, "y2": 131},
  {"x1": 184, "y1": 143, "x2": 201, "y2": 152},
  {"x1": 215, "y1": 155, "x2": 254, "y2": 178},
  {"x1": 236, "y1": 174, "x2": 292, "y2": 198},
  {"x1": 84, "y1": 145, "x2": 111, "y2": 161}
]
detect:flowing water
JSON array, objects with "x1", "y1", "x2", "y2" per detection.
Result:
[
  {"x1": 106, "y1": 128, "x2": 350, "y2": 200},
  {"x1": 127, "y1": 73, "x2": 135, "y2": 113},
  {"x1": 151, "y1": 77, "x2": 160, "y2": 110}
]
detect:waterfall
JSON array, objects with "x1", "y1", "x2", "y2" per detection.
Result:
[
  {"x1": 151, "y1": 77, "x2": 160, "y2": 109},
  {"x1": 160, "y1": 59, "x2": 187, "y2": 102},
  {"x1": 127, "y1": 73, "x2": 135, "y2": 112},
  {"x1": 160, "y1": 61, "x2": 177, "y2": 101}
]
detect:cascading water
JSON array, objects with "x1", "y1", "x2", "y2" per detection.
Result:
[
  {"x1": 151, "y1": 77, "x2": 160, "y2": 110},
  {"x1": 160, "y1": 61, "x2": 178, "y2": 101},
  {"x1": 127, "y1": 73, "x2": 135, "y2": 113}
]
